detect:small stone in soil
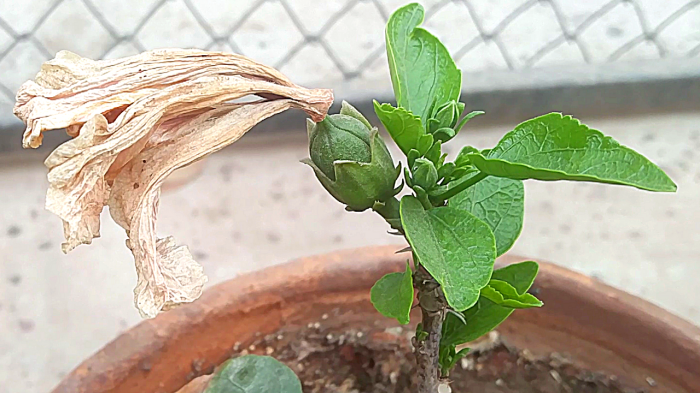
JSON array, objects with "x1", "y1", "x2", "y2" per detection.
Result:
[
  {"x1": 550, "y1": 369, "x2": 563, "y2": 383},
  {"x1": 460, "y1": 357, "x2": 475, "y2": 370}
]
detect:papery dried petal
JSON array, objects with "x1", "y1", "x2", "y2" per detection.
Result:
[
  {"x1": 14, "y1": 49, "x2": 333, "y2": 317},
  {"x1": 111, "y1": 101, "x2": 311, "y2": 317},
  {"x1": 14, "y1": 49, "x2": 310, "y2": 148}
]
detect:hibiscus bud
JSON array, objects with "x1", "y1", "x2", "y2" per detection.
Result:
[{"x1": 303, "y1": 102, "x2": 400, "y2": 211}]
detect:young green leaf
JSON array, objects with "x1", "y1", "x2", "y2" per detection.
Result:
[
  {"x1": 439, "y1": 344, "x2": 470, "y2": 376},
  {"x1": 454, "y1": 110, "x2": 485, "y2": 134},
  {"x1": 449, "y1": 176, "x2": 524, "y2": 256},
  {"x1": 438, "y1": 162, "x2": 456, "y2": 180},
  {"x1": 400, "y1": 195, "x2": 496, "y2": 311},
  {"x1": 432, "y1": 127, "x2": 456, "y2": 143},
  {"x1": 441, "y1": 261, "x2": 539, "y2": 347},
  {"x1": 424, "y1": 140, "x2": 442, "y2": 164},
  {"x1": 481, "y1": 279, "x2": 543, "y2": 308},
  {"x1": 468, "y1": 113, "x2": 676, "y2": 192},
  {"x1": 370, "y1": 262, "x2": 414, "y2": 324},
  {"x1": 374, "y1": 101, "x2": 433, "y2": 155},
  {"x1": 385, "y1": 3, "x2": 461, "y2": 121},
  {"x1": 454, "y1": 145, "x2": 479, "y2": 168},
  {"x1": 205, "y1": 355, "x2": 301, "y2": 393},
  {"x1": 407, "y1": 150, "x2": 420, "y2": 169}
]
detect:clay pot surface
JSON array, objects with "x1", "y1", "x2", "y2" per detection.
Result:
[{"x1": 52, "y1": 246, "x2": 700, "y2": 393}]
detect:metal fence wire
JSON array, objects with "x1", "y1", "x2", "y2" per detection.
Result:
[{"x1": 0, "y1": 0, "x2": 699, "y2": 103}]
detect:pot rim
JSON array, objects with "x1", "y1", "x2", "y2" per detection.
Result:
[{"x1": 51, "y1": 245, "x2": 700, "y2": 393}]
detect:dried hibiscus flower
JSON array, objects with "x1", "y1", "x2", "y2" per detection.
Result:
[{"x1": 14, "y1": 49, "x2": 333, "y2": 317}]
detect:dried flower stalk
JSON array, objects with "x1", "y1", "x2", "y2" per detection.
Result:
[{"x1": 14, "y1": 49, "x2": 333, "y2": 317}]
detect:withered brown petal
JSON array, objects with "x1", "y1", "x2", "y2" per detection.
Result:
[{"x1": 14, "y1": 49, "x2": 333, "y2": 317}]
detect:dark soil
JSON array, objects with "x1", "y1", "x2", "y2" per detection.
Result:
[{"x1": 234, "y1": 322, "x2": 650, "y2": 393}]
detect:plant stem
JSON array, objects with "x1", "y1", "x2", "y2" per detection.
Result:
[
  {"x1": 373, "y1": 196, "x2": 403, "y2": 232},
  {"x1": 414, "y1": 264, "x2": 446, "y2": 392},
  {"x1": 430, "y1": 171, "x2": 487, "y2": 204}
]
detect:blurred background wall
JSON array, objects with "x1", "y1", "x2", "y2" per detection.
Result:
[{"x1": 1, "y1": 1, "x2": 699, "y2": 392}]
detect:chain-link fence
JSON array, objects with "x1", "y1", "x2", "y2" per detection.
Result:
[{"x1": 1, "y1": 0, "x2": 699, "y2": 124}]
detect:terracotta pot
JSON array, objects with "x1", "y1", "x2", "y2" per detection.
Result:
[{"x1": 52, "y1": 246, "x2": 700, "y2": 393}]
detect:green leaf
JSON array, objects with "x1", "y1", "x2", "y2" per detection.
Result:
[
  {"x1": 205, "y1": 355, "x2": 301, "y2": 393},
  {"x1": 445, "y1": 166, "x2": 473, "y2": 183},
  {"x1": 438, "y1": 162, "x2": 456, "y2": 180},
  {"x1": 441, "y1": 261, "x2": 539, "y2": 347},
  {"x1": 385, "y1": 3, "x2": 462, "y2": 121},
  {"x1": 374, "y1": 101, "x2": 433, "y2": 156},
  {"x1": 407, "y1": 148, "x2": 421, "y2": 168},
  {"x1": 490, "y1": 261, "x2": 539, "y2": 294},
  {"x1": 481, "y1": 279, "x2": 543, "y2": 308},
  {"x1": 439, "y1": 344, "x2": 470, "y2": 376},
  {"x1": 454, "y1": 110, "x2": 485, "y2": 134},
  {"x1": 400, "y1": 195, "x2": 496, "y2": 311},
  {"x1": 454, "y1": 145, "x2": 479, "y2": 168},
  {"x1": 449, "y1": 176, "x2": 524, "y2": 256},
  {"x1": 424, "y1": 140, "x2": 442, "y2": 164},
  {"x1": 432, "y1": 127, "x2": 456, "y2": 143},
  {"x1": 468, "y1": 113, "x2": 676, "y2": 192},
  {"x1": 370, "y1": 262, "x2": 414, "y2": 324}
]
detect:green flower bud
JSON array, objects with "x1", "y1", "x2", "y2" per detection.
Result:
[
  {"x1": 427, "y1": 100, "x2": 464, "y2": 134},
  {"x1": 339, "y1": 100, "x2": 372, "y2": 130},
  {"x1": 303, "y1": 103, "x2": 400, "y2": 211},
  {"x1": 412, "y1": 158, "x2": 438, "y2": 191},
  {"x1": 308, "y1": 115, "x2": 371, "y2": 181}
]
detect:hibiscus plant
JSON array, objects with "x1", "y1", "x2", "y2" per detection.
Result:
[
  {"x1": 14, "y1": 2, "x2": 676, "y2": 392},
  {"x1": 199, "y1": 3, "x2": 675, "y2": 392}
]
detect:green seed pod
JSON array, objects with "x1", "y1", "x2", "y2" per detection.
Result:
[{"x1": 303, "y1": 103, "x2": 400, "y2": 211}]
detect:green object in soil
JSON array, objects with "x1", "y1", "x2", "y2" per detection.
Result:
[{"x1": 205, "y1": 355, "x2": 301, "y2": 393}]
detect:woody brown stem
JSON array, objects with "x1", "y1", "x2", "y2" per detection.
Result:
[{"x1": 414, "y1": 264, "x2": 446, "y2": 392}]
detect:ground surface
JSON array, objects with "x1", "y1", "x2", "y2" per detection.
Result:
[{"x1": 1, "y1": 112, "x2": 699, "y2": 393}]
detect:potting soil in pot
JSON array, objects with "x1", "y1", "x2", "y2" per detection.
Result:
[{"x1": 222, "y1": 323, "x2": 650, "y2": 393}]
